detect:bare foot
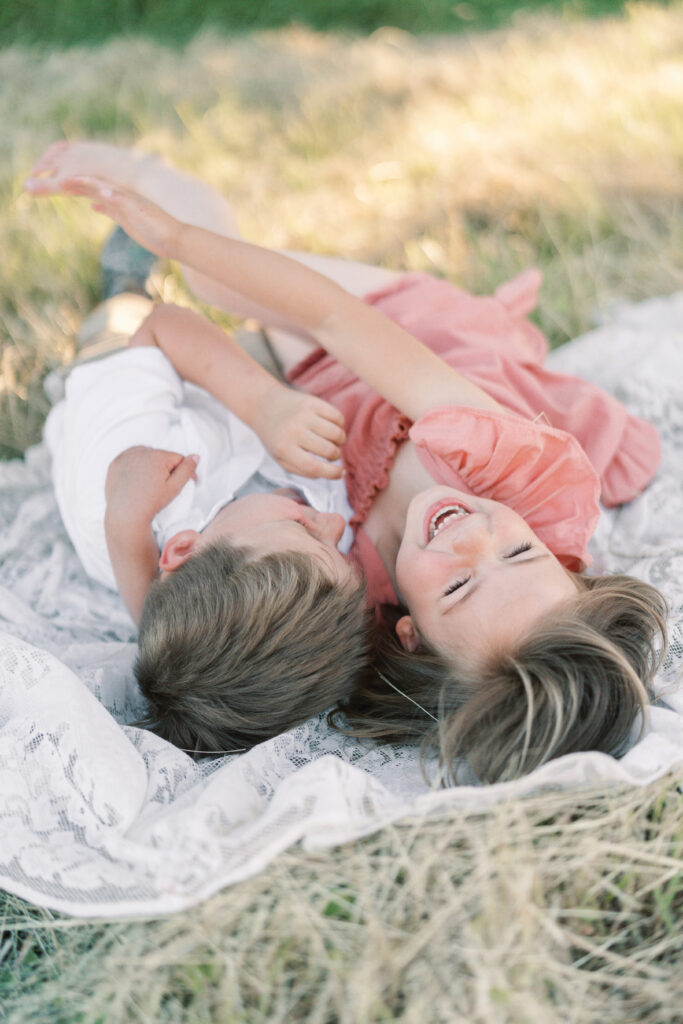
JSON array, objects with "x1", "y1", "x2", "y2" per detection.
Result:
[{"x1": 25, "y1": 140, "x2": 158, "y2": 196}]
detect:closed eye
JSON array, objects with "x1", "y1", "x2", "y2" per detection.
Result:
[
  {"x1": 444, "y1": 576, "x2": 470, "y2": 596},
  {"x1": 505, "y1": 541, "x2": 533, "y2": 558},
  {"x1": 444, "y1": 543, "x2": 534, "y2": 597}
]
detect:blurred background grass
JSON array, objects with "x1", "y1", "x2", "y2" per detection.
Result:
[
  {"x1": 0, "y1": 0, "x2": 663, "y2": 45},
  {"x1": 2, "y1": 2, "x2": 681, "y2": 457}
]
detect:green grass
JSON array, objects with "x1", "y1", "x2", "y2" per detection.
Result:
[{"x1": 0, "y1": 0, "x2": 664, "y2": 47}]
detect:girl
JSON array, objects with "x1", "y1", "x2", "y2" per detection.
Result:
[{"x1": 26, "y1": 144, "x2": 668, "y2": 783}]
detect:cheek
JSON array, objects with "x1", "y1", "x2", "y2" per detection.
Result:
[
  {"x1": 395, "y1": 548, "x2": 439, "y2": 608},
  {"x1": 394, "y1": 542, "x2": 415, "y2": 595}
]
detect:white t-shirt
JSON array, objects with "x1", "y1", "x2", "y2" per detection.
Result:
[{"x1": 44, "y1": 347, "x2": 354, "y2": 591}]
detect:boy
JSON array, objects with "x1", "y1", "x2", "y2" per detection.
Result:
[{"x1": 45, "y1": 298, "x2": 369, "y2": 756}]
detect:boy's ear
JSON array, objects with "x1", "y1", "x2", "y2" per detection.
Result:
[
  {"x1": 395, "y1": 615, "x2": 420, "y2": 653},
  {"x1": 158, "y1": 529, "x2": 201, "y2": 574}
]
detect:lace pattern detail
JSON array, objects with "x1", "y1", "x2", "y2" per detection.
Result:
[{"x1": 1, "y1": 294, "x2": 682, "y2": 917}]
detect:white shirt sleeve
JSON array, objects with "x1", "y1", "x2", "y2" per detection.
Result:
[
  {"x1": 45, "y1": 348, "x2": 189, "y2": 590},
  {"x1": 45, "y1": 346, "x2": 356, "y2": 592}
]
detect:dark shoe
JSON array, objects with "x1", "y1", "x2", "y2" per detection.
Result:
[{"x1": 100, "y1": 226, "x2": 157, "y2": 299}]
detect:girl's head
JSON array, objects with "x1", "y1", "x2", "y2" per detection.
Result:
[
  {"x1": 333, "y1": 573, "x2": 668, "y2": 785},
  {"x1": 393, "y1": 485, "x2": 582, "y2": 664}
]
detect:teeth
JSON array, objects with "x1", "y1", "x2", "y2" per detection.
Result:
[{"x1": 429, "y1": 504, "x2": 469, "y2": 541}]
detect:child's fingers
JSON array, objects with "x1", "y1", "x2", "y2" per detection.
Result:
[
  {"x1": 293, "y1": 452, "x2": 343, "y2": 479},
  {"x1": 24, "y1": 177, "x2": 61, "y2": 195},
  {"x1": 60, "y1": 179, "x2": 102, "y2": 201},
  {"x1": 303, "y1": 432, "x2": 342, "y2": 462},
  {"x1": 305, "y1": 395, "x2": 344, "y2": 426},
  {"x1": 313, "y1": 462, "x2": 343, "y2": 479},
  {"x1": 62, "y1": 176, "x2": 125, "y2": 203},
  {"x1": 317, "y1": 420, "x2": 346, "y2": 446},
  {"x1": 277, "y1": 443, "x2": 343, "y2": 479},
  {"x1": 309, "y1": 410, "x2": 346, "y2": 444},
  {"x1": 166, "y1": 453, "x2": 200, "y2": 490},
  {"x1": 62, "y1": 175, "x2": 115, "y2": 199},
  {"x1": 311, "y1": 397, "x2": 345, "y2": 428}
]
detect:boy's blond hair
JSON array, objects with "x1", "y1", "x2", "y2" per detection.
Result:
[
  {"x1": 135, "y1": 540, "x2": 370, "y2": 755},
  {"x1": 331, "y1": 574, "x2": 668, "y2": 784}
]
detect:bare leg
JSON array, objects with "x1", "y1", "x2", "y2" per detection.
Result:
[{"x1": 28, "y1": 142, "x2": 403, "y2": 358}]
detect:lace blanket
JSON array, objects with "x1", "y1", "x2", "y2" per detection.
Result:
[{"x1": 1, "y1": 294, "x2": 682, "y2": 918}]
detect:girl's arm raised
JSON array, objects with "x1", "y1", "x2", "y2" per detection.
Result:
[
  {"x1": 61, "y1": 176, "x2": 504, "y2": 422},
  {"x1": 26, "y1": 142, "x2": 398, "y2": 323}
]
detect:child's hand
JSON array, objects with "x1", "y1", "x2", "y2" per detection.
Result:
[
  {"x1": 257, "y1": 386, "x2": 346, "y2": 480},
  {"x1": 50, "y1": 175, "x2": 180, "y2": 260},
  {"x1": 105, "y1": 446, "x2": 199, "y2": 526},
  {"x1": 24, "y1": 140, "x2": 154, "y2": 197}
]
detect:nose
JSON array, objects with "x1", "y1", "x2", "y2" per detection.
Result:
[
  {"x1": 441, "y1": 517, "x2": 495, "y2": 558},
  {"x1": 315, "y1": 512, "x2": 346, "y2": 547}
]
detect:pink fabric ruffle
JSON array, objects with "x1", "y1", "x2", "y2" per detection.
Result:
[
  {"x1": 410, "y1": 405, "x2": 601, "y2": 572},
  {"x1": 290, "y1": 268, "x2": 660, "y2": 604}
]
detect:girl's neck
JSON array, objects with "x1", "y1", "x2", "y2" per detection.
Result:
[{"x1": 363, "y1": 440, "x2": 434, "y2": 590}]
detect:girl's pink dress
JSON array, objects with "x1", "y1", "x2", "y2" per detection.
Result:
[{"x1": 289, "y1": 270, "x2": 660, "y2": 607}]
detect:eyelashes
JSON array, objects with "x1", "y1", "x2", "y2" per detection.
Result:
[
  {"x1": 505, "y1": 541, "x2": 532, "y2": 558},
  {"x1": 442, "y1": 542, "x2": 533, "y2": 596},
  {"x1": 443, "y1": 576, "x2": 470, "y2": 596}
]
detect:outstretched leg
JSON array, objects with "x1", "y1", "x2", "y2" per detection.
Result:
[{"x1": 27, "y1": 142, "x2": 402, "y2": 338}]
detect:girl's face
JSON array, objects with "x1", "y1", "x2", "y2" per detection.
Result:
[{"x1": 394, "y1": 486, "x2": 579, "y2": 661}]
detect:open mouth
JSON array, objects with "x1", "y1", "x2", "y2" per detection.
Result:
[{"x1": 426, "y1": 502, "x2": 471, "y2": 542}]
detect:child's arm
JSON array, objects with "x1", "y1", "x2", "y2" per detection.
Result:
[
  {"x1": 130, "y1": 304, "x2": 346, "y2": 480},
  {"x1": 104, "y1": 446, "x2": 199, "y2": 623},
  {"x1": 58, "y1": 176, "x2": 506, "y2": 423},
  {"x1": 25, "y1": 141, "x2": 398, "y2": 325}
]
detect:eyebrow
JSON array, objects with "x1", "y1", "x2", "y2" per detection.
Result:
[{"x1": 443, "y1": 553, "x2": 552, "y2": 615}]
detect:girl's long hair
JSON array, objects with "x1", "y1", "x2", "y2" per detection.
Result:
[{"x1": 329, "y1": 574, "x2": 668, "y2": 784}]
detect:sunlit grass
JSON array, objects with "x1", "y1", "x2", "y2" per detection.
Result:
[
  {"x1": 1, "y1": 5, "x2": 681, "y2": 456},
  {"x1": 1, "y1": 4, "x2": 683, "y2": 1020}
]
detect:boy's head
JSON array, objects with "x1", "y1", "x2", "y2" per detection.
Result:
[
  {"x1": 158, "y1": 490, "x2": 351, "y2": 583},
  {"x1": 135, "y1": 492, "x2": 369, "y2": 755}
]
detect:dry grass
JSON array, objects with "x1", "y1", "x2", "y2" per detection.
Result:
[
  {"x1": 3, "y1": 779, "x2": 683, "y2": 1023},
  {"x1": 1, "y1": 4, "x2": 683, "y2": 1020}
]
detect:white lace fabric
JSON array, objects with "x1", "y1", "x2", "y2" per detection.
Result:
[{"x1": 1, "y1": 294, "x2": 683, "y2": 918}]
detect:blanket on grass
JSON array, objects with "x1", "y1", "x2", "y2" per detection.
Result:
[{"x1": 1, "y1": 293, "x2": 682, "y2": 918}]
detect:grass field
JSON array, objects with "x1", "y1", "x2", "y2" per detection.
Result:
[
  {"x1": 1, "y1": 3, "x2": 683, "y2": 1021},
  {"x1": 0, "y1": 0, "x2": 650, "y2": 46}
]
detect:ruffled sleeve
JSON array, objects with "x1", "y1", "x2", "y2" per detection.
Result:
[
  {"x1": 409, "y1": 406, "x2": 601, "y2": 571},
  {"x1": 599, "y1": 414, "x2": 661, "y2": 508}
]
